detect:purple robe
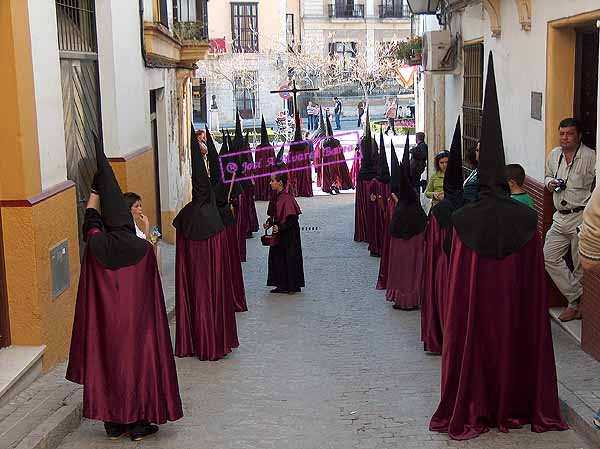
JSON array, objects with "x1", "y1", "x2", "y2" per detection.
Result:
[
  {"x1": 354, "y1": 179, "x2": 368, "y2": 242},
  {"x1": 288, "y1": 144, "x2": 314, "y2": 197},
  {"x1": 421, "y1": 215, "x2": 448, "y2": 354},
  {"x1": 320, "y1": 143, "x2": 353, "y2": 193},
  {"x1": 225, "y1": 223, "x2": 247, "y2": 312},
  {"x1": 430, "y1": 234, "x2": 567, "y2": 440},
  {"x1": 376, "y1": 196, "x2": 395, "y2": 290},
  {"x1": 175, "y1": 231, "x2": 239, "y2": 361},
  {"x1": 386, "y1": 232, "x2": 425, "y2": 308},
  {"x1": 66, "y1": 228, "x2": 183, "y2": 425},
  {"x1": 254, "y1": 146, "x2": 276, "y2": 201}
]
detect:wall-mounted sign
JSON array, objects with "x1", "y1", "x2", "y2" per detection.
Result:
[{"x1": 209, "y1": 38, "x2": 227, "y2": 55}]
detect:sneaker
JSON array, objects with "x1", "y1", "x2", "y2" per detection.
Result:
[
  {"x1": 104, "y1": 422, "x2": 126, "y2": 440},
  {"x1": 129, "y1": 421, "x2": 159, "y2": 442}
]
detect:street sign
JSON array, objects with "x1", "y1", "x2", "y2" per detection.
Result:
[{"x1": 278, "y1": 85, "x2": 292, "y2": 99}]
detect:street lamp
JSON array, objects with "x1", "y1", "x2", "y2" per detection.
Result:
[{"x1": 406, "y1": 0, "x2": 442, "y2": 14}]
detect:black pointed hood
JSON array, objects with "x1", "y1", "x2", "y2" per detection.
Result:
[
  {"x1": 311, "y1": 107, "x2": 327, "y2": 140},
  {"x1": 172, "y1": 123, "x2": 224, "y2": 240},
  {"x1": 377, "y1": 131, "x2": 390, "y2": 183},
  {"x1": 205, "y1": 126, "x2": 221, "y2": 186},
  {"x1": 219, "y1": 130, "x2": 243, "y2": 198},
  {"x1": 87, "y1": 135, "x2": 147, "y2": 269},
  {"x1": 431, "y1": 117, "x2": 465, "y2": 256},
  {"x1": 323, "y1": 111, "x2": 341, "y2": 149},
  {"x1": 390, "y1": 139, "x2": 401, "y2": 193},
  {"x1": 359, "y1": 109, "x2": 377, "y2": 180},
  {"x1": 389, "y1": 132, "x2": 427, "y2": 239},
  {"x1": 94, "y1": 136, "x2": 136, "y2": 233},
  {"x1": 259, "y1": 116, "x2": 271, "y2": 147},
  {"x1": 293, "y1": 102, "x2": 303, "y2": 142},
  {"x1": 325, "y1": 113, "x2": 334, "y2": 136},
  {"x1": 452, "y1": 52, "x2": 537, "y2": 259},
  {"x1": 234, "y1": 111, "x2": 243, "y2": 150},
  {"x1": 275, "y1": 145, "x2": 286, "y2": 167},
  {"x1": 207, "y1": 127, "x2": 236, "y2": 226}
]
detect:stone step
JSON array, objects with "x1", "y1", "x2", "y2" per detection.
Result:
[{"x1": 0, "y1": 346, "x2": 46, "y2": 409}]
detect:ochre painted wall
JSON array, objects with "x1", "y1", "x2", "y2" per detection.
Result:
[
  {"x1": 109, "y1": 148, "x2": 159, "y2": 238},
  {"x1": 2, "y1": 186, "x2": 80, "y2": 370}
]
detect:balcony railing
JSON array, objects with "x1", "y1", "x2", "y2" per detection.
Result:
[
  {"x1": 328, "y1": 3, "x2": 365, "y2": 19},
  {"x1": 172, "y1": 0, "x2": 208, "y2": 41},
  {"x1": 379, "y1": 2, "x2": 411, "y2": 18}
]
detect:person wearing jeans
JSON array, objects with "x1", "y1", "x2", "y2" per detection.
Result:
[{"x1": 333, "y1": 97, "x2": 342, "y2": 130}]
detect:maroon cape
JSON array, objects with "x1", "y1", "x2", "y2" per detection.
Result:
[
  {"x1": 254, "y1": 145, "x2": 276, "y2": 201},
  {"x1": 318, "y1": 142, "x2": 353, "y2": 193},
  {"x1": 366, "y1": 179, "x2": 386, "y2": 255},
  {"x1": 386, "y1": 232, "x2": 424, "y2": 308},
  {"x1": 175, "y1": 231, "x2": 239, "y2": 361},
  {"x1": 235, "y1": 191, "x2": 249, "y2": 262},
  {"x1": 66, "y1": 229, "x2": 183, "y2": 425},
  {"x1": 354, "y1": 179, "x2": 368, "y2": 242},
  {"x1": 421, "y1": 215, "x2": 448, "y2": 354},
  {"x1": 376, "y1": 196, "x2": 395, "y2": 289},
  {"x1": 288, "y1": 145, "x2": 313, "y2": 197},
  {"x1": 430, "y1": 234, "x2": 567, "y2": 440},
  {"x1": 225, "y1": 223, "x2": 247, "y2": 312}
]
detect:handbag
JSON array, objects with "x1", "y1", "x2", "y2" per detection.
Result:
[{"x1": 261, "y1": 220, "x2": 280, "y2": 247}]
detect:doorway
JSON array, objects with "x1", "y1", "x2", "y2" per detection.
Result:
[
  {"x1": 192, "y1": 78, "x2": 207, "y2": 124},
  {"x1": 574, "y1": 26, "x2": 599, "y2": 149}
]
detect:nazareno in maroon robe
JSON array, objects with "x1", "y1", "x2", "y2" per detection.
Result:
[
  {"x1": 254, "y1": 145, "x2": 276, "y2": 201},
  {"x1": 288, "y1": 143, "x2": 314, "y2": 197},
  {"x1": 67, "y1": 228, "x2": 183, "y2": 425},
  {"x1": 225, "y1": 222, "x2": 247, "y2": 312},
  {"x1": 420, "y1": 214, "x2": 448, "y2": 353},
  {"x1": 376, "y1": 196, "x2": 395, "y2": 290},
  {"x1": 319, "y1": 140, "x2": 353, "y2": 193},
  {"x1": 350, "y1": 148, "x2": 360, "y2": 189},
  {"x1": 430, "y1": 233, "x2": 567, "y2": 439},
  {"x1": 365, "y1": 179, "x2": 384, "y2": 256},
  {"x1": 385, "y1": 232, "x2": 425, "y2": 308},
  {"x1": 175, "y1": 230, "x2": 239, "y2": 360},
  {"x1": 354, "y1": 177, "x2": 368, "y2": 242}
]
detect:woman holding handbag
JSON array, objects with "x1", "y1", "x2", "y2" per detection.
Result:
[{"x1": 264, "y1": 170, "x2": 305, "y2": 294}]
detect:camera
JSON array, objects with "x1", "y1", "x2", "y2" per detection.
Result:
[{"x1": 554, "y1": 178, "x2": 567, "y2": 192}]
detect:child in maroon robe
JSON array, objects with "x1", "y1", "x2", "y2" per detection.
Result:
[
  {"x1": 265, "y1": 169, "x2": 305, "y2": 294},
  {"x1": 67, "y1": 138, "x2": 182, "y2": 441}
]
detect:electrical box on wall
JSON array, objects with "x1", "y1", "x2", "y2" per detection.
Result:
[
  {"x1": 51, "y1": 240, "x2": 69, "y2": 299},
  {"x1": 423, "y1": 30, "x2": 455, "y2": 72}
]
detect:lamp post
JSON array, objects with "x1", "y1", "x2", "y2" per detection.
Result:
[{"x1": 406, "y1": 0, "x2": 441, "y2": 15}]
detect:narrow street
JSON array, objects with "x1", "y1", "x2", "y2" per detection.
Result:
[{"x1": 53, "y1": 194, "x2": 591, "y2": 449}]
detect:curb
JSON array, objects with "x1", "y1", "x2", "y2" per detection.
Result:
[{"x1": 558, "y1": 383, "x2": 600, "y2": 447}]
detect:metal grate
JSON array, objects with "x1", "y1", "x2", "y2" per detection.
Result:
[
  {"x1": 55, "y1": 0, "x2": 97, "y2": 53},
  {"x1": 231, "y1": 2, "x2": 258, "y2": 53},
  {"x1": 172, "y1": 0, "x2": 208, "y2": 40},
  {"x1": 462, "y1": 43, "x2": 483, "y2": 157},
  {"x1": 300, "y1": 226, "x2": 320, "y2": 231}
]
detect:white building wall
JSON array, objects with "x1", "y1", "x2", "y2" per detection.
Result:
[
  {"x1": 442, "y1": 0, "x2": 600, "y2": 182},
  {"x1": 97, "y1": 0, "x2": 150, "y2": 157},
  {"x1": 29, "y1": 0, "x2": 68, "y2": 190}
]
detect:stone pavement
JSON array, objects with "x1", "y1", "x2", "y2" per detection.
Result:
[{"x1": 54, "y1": 193, "x2": 596, "y2": 449}]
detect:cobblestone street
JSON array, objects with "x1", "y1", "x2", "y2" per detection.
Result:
[{"x1": 57, "y1": 194, "x2": 591, "y2": 449}]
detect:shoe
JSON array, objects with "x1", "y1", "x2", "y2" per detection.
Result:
[
  {"x1": 104, "y1": 422, "x2": 126, "y2": 440},
  {"x1": 129, "y1": 421, "x2": 159, "y2": 442},
  {"x1": 393, "y1": 304, "x2": 419, "y2": 311},
  {"x1": 270, "y1": 288, "x2": 289, "y2": 294},
  {"x1": 559, "y1": 307, "x2": 578, "y2": 322}
]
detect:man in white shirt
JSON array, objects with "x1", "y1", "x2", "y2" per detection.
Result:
[{"x1": 544, "y1": 118, "x2": 596, "y2": 322}]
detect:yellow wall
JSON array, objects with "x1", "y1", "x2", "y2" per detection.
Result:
[
  {"x1": 546, "y1": 10, "x2": 600, "y2": 154},
  {"x1": 2, "y1": 186, "x2": 80, "y2": 370},
  {"x1": 0, "y1": 0, "x2": 42, "y2": 200},
  {"x1": 109, "y1": 148, "x2": 158, "y2": 236}
]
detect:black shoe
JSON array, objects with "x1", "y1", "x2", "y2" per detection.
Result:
[
  {"x1": 393, "y1": 304, "x2": 419, "y2": 311},
  {"x1": 270, "y1": 287, "x2": 289, "y2": 294},
  {"x1": 104, "y1": 422, "x2": 126, "y2": 440},
  {"x1": 129, "y1": 421, "x2": 159, "y2": 442}
]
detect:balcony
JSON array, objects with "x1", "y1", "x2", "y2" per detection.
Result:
[
  {"x1": 328, "y1": 3, "x2": 365, "y2": 19},
  {"x1": 172, "y1": 0, "x2": 210, "y2": 66},
  {"x1": 379, "y1": 1, "x2": 411, "y2": 18}
]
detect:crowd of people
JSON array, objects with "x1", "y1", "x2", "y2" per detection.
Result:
[{"x1": 64, "y1": 50, "x2": 599, "y2": 444}]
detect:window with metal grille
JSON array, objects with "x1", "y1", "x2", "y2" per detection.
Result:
[
  {"x1": 462, "y1": 43, "x2": 483, "y2": 159},
  {"x1": 235, "y1": 71, "x2": 257, "y2": 119},
  {"x1": 286, "y1": 14, "x2": 295, "y2": 51},
  {"x1": 231, "y1": 3, "x2": 258, "y2": 53},
  {"x1": 55, "y1": 0, "x2": 98, "y2": 53}
]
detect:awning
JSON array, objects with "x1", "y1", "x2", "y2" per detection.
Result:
[{"x1": 209, "y1": 38, "x2": 227, "y2": 55}]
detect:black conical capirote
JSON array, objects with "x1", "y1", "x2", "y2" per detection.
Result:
[
  {"x1": 205, "y1": 126, "x2": 221, "y2": 186},
  {"x1": 190, "y1": 122, "x2": 212, "y2": 202},
  {"x1": 358, "y1": 109, "x2": 377, "y2": 180},
  {"x1": 377, "y1": 131, "x2": 390, "y2": 183},
  {"x1": 93, "y1": 136, "x2": 135, "y2": 233},
  {"x1": 234, "y1": 111, "x2": 243, "y2": 150},
  {"x1": 325, "y1": 113, "x2": 334, "y2": 136},
  {"x1": 390, "y1": 139, "x2": 401, "y2": 193},
  {"x1": 259, "y1": 116, "x2": 270, "y2": 147},
  {"x1": 431, "y1": 117, "x2": 465, "y2": 256},
  {"x1": 311, "y1": 107, "x2": 327, "y2": 139},
  {"x1": 389, "y1": 132, "x2": 427, "y2": 239},
  {"x1": 294, "y1": 101, "x2": 303, "y2": 141},
  {"x1": 451, "y1": 52, "x2": 537, "y2": 258}
]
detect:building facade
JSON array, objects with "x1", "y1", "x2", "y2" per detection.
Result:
[
  {"x1": 0, "y1": 0, "x2": 208, "y2": 387},
  {"x1": 417, "y1": 0, "x2": 600, "y2": 359}
]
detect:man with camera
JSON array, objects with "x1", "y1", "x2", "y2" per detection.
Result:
[{"x1": 544, "y1": 118, "x2": 596, "y2": 322}]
